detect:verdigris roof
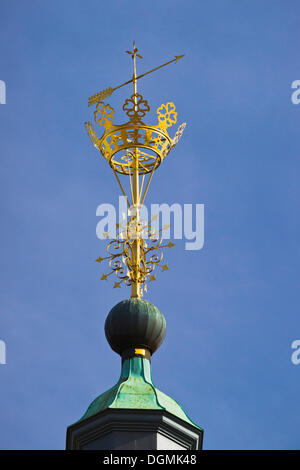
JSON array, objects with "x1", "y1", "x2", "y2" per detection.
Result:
[{"x1": 77, "y1": 356, "x2": 202, "y2": 430}]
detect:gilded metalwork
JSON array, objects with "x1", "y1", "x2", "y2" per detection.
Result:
[
  {"x1": 86, "y1": 42, "x2": 185, "y2": 298},
  {"x1": 88, "y1": 52, "x2": 185, "y2": 106},
  {"x1": 123, "y1": 93, "x2": 150, "y2": 122},
  {"x1": 85, "y1": 94, "x2": 182, "y2": 176},
  {"x1": 96, "y1": 217, "x2": 175, "y2": 297}
]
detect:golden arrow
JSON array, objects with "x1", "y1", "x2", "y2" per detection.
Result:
[{"x1": 88, "y1": 54, "x2": 185, "y2": 106}]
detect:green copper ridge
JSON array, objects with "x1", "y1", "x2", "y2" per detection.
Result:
[{"x1": 76, "y1": 356, "x2": 202, "y2": 430}]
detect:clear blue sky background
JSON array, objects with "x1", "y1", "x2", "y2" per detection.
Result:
[{"x1": 0, "y1": 0, "x2": 299, "y2": 450}]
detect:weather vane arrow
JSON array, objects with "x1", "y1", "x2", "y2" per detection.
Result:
[{"x1": 88, "y1": 54, "x2": 185, "y2": 107}]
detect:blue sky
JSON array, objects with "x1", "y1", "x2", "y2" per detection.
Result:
[{"x1": 0, "y1": 0, "x2": 300, "y2": 449}]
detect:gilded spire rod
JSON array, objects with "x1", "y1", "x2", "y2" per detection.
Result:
[{"x1": 130, "y1": 42, "x2": 141, "y2": 298}]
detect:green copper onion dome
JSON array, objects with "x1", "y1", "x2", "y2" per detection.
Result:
[{"x1": 105, "y1": 298, "x2": 166, "y2": 357}]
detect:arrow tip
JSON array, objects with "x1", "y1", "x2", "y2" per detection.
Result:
[{"x1": 175, "y1": 54, "x2": 185, "y2": 63}]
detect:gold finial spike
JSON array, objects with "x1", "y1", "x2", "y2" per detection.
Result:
[{"x1": 125, "y1": 41, "x2": 143, "y2": 60}]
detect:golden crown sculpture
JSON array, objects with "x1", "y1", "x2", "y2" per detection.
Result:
[
  {"x1": 85, "y1": 43, "x2": 185, "y2": 298},
  {"x1": 85, "y1": 96, "x2": 186, "y2": 176}
]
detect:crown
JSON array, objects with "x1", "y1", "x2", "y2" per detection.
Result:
[{"x1": 85, "y1": 92, "x2": 186, "y2": 175}]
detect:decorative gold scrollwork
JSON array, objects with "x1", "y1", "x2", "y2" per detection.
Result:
[
  {"x1": 123, "y1": 93, "x2": 150, "y2": 122},
  {"x1": 85, "y1": 121, "x2": 98, "y2": 146},
  {"x1": 172, "y1": 122, "x2": 186, "y2": 148},
  {"x1": 96, "y1": 217, "x2": 174, "y2": 295},
  {"x1": 94, "y1": 102, "x2": 115, "y2": 130},
  {"x1": 157, "y1": 102, "x2": 177, "y2": 130}
]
